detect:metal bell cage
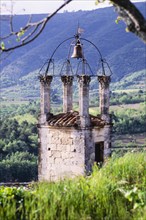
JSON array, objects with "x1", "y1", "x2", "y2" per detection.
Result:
[{"x1": 38, "y1": 29, "x2": 113, "y2": 78}]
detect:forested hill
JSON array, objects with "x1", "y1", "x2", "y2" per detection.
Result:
[{"x1": 1, "y1": 2, "x2": 145, "y2": 89}]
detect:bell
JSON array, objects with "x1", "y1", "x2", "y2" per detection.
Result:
[{"x1": 71, "y1": 43, "x2": 84, "y2": 59}]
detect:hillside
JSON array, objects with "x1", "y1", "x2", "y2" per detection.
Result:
[
  {"x1": 111, "y1": 69, "x2": 146, "y2": 90},
  {"x1": 0, "y1": 2, "x2": 145, "y2": 96},
  {"x1": 0, "y1": 68, "x2": 145, "y2": 101}
]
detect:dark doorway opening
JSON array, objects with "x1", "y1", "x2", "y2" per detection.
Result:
[{"x1": 95, "y1": 142, "x2": 104, "y2": 164}]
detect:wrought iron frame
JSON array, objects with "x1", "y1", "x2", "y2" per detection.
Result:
[{"x1": 38, "y1": 33, "x2": 113, "y2": 77}]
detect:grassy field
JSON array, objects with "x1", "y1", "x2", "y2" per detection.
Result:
[{"x1": 0, "y1": 152, "x2": 145, "y2": 220}]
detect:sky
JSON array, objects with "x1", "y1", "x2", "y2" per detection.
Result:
[{"x1": 0, "y1": 0, "x2": 144, "y2": 15}]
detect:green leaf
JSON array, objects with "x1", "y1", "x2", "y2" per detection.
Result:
[
  {"x1": 133, "y1": 202, "x2": 140, "y2": 210},
  {"x1": 1, "y1": 42, "x2": 5, "y2": 50},
  {"x1": 125, "y1": 27, "x2": 130, "y2": 32},
  {"x1": 115, "y1": 16, "x2": 122, "y2": 24},
  {"x1": 17, "y1": 29, "x2": 25, "y2": 37}
]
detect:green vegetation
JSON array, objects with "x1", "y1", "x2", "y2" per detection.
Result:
[
  {"x1": 1, "y1": 69, "x2": 146, "y2": 104},
  {"x1": 89, "y1": 103, "x2": 146, "y2": 136},
  {"x1": 0, "y1": 102, "x2": 38, "y2": 182},
  {"x1": 110, "y1": 90, "x2": 145, "y2": 105},
  {"x1": 113, "y1": 133, "x2": 146, "y2": 147},
  {"x1": 112, "y1": 103, "x2": 146, "y2": 134},
  {"x1": 0, "y1": 68, "x2": 145, "y2": 182},
  {"x1": 0, "y1": 101, "x2": 39, "y2": 119},
  {"x1": 0, "y1": 118, "x2": 38, "y2": 182},
  {"x1": 0, "y1": 152, "x2": 145, "y2": 220},
  {"x1": 0, "y1": 79, "x2": 146, "y2": 182},
  {"x1": 112, "y1": 69, "x2": 146, "y2": 90}
]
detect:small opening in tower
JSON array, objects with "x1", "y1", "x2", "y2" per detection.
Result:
[
  {"x1": 95, "y1": 142, "x2": 104, "y2": 164},
  {"x1": 48, "y1": 148, "x2": 51, "y2": 151}
]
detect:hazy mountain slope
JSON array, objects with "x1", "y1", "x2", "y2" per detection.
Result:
[
  {"x1": 0, "y1": 2, "x2": 145, "y2": 89},
  {"x1": 111, "y1": 69, "x2": 146, "y2": 90}
]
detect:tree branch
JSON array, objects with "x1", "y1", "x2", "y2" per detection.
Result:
[
  {"x1": 96, "y1": 0, "x2": 146, "y2": 43},
  {"x1": 21, "y1": 25, "x2": 40, "y2": 43},
  {"x1": 0, "y1": 0, "x2": 73, "y2": 52},
  {"x1": 111, "y1": 0, "x2": 146, "y2": 43},
  {"x1": 10, "y1": 15, "x2": 14, "y2": 32},
  {"x1": 1, "y1": 0, "x2": 146, "y2": 55}
]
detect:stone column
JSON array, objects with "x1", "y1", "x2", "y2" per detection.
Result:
[
  {"x1": 39, "y1": 75, "x2": 53, "y2": 123},
  {"x1": 61, "y1": 76, "x2": 74, "y2": 113},
  {"x1": 78, "y1": 75, "x2": 91, "y2": 127},
  {"x1": 104, "y1": 125, "x2": 112, "y2": 159},
  {"x1": 98, "y1": 75, "x2": 111, "y2": 122}
]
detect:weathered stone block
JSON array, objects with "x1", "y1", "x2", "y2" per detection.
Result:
[
  {"x1": 52, "y1": 151, "x2": 61, "y2": 158},
  {"x1": 56, "y1": 144, "x2": 65, "y2": 151},
  {"x1": 63, "y1": 159, "x2": 71, "y2": 165},
  {"x1": 65, "y1": 145, "x2": 71, "y2": 152},
  {"x1": 47, "y1": 144, "x2": 57, "y2": 151},
  {"x1": 54, "y1": 158, "x2": 62, "y2": 164},
  {"x1": 62, "y1": 152, "x2": 70, "y2": 159},
  {"x1": 46, "y1": 150, "x2": 52, "y2": 157},
  {"x1": 46, "y1": 157, "x2": 55, "y2": 164},
  {"x1": 51, "y1": 137, "x2": 61, "y2": 144},
  {"x1": 61, "y1": 137, "x2": 73, "y2": 145}
]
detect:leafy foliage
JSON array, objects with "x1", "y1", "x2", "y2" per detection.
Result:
[
  {"x1": 0, "y1": 152, "x2": 145, "y2": 220},
  {"x1": 0, "y1": 103, "x2": 38, "y2": 182},
  {"x1": 112, "y1": 104, "x2": 146, "y2": 134}
]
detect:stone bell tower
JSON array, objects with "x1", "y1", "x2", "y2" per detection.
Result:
[{"x1": 38, "y1": 32, "x2": 112, "y2": 181}]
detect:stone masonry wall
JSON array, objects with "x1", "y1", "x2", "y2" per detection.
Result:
[
  {"x1": 38, "y1": 126, "x2": 86, "y2": 181},
  {"x1": 38, "y1": 125, "x2": 111, "y2": 181}
]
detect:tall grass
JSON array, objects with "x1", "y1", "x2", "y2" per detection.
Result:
[{"x1": 0, "y1": 152, "x2": 145, "y2": 220}]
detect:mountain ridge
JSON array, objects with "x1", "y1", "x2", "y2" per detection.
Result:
[{"x1": 0, "y1": 2, "x2": 145, "y2": 90}]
